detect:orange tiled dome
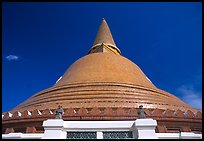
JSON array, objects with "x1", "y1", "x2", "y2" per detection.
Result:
[
  {"x1": 11, "y1": 52, "x2": 196, "y2": 113},
  {"x1": 55, "y1": 53, "x2": 156, "y2": 89}
]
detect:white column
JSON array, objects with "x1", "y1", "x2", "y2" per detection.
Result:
[
  {"x1": 97, "y1": 131, "x2": 103, "y2": 139},
  {"x1": 135, "y1": 118, "x2": 158, "y2": 139},
  {"x1": 42, "y1": 119, "x2": 66, "y2": 139}
]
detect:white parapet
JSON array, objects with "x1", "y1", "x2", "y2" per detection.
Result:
[
  {"x1": 135, "y1": 118, "x2": 158, "y2": 139},
  {"x1": 42, "y1": 119, "x2": 136, "y2": 139},
  {"x1": 42, "y1": 119, "x2": 67, "y2": 139},
  {"x1": 2, "y1": 133, "x2": 43, "y2": 139},
  {"x1": 3, "y1": 119, "x2": 199, "y2": 139},
  {"x1": 156, "y1": 132, "x2": 202, "y2": 139},
  {"x1": 180, "y1": 132, "x2": 202, "y2": 139}
]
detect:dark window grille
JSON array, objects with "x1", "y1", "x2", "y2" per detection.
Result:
[
  {"x1": 67, "y1": 132, "x2": 96, "y2": 139},
  {"x1": 103, "y1": 131, "x2": 133, "y2": 139}
]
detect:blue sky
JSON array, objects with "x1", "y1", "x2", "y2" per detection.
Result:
[{"x1": 2, "y1": 2, "x2": 202, "y2": 112}]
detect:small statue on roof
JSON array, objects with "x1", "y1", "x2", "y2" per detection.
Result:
[
  {"x1": 137, "y1": 105, "x2": 146, "y2": 119},
  {"x1": 55, "y1": 105, "x2": 64, "y2": 119}
]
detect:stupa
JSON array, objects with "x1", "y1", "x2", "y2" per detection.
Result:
[{"x1": 2, "y1": 19, "x2": 202, "y2": 134}]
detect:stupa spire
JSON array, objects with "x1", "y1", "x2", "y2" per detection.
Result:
[{"x1": 88, "y1": 18, "x2": 121, "y2": 55}]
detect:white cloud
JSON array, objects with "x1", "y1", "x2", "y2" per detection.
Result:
[
  {"x1": 177, "y1": 85, "x2": 202, "y2": 110},
  {"x1": 5, "y1": 55, "x2": 19, "y2": 61}
]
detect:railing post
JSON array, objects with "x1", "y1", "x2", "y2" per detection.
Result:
[
  {"x1": 42, "y1": 119, "x2": 66, "y2": 139},
  {"x1": 135, "y1": 118, "x2": 158, "y2": 139}
]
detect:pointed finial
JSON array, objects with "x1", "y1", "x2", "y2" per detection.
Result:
[
  {"x1": 88, "y1": 18, "x2": 121, "y2": 55},
  {"x1": 92, "y1": 18, "x2": 116, "y2": 47}
]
